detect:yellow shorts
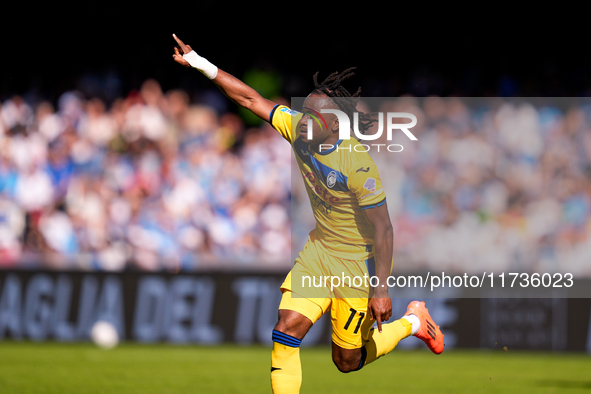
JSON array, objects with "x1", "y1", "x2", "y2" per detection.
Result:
[{"x1": 279, "y1": 238, "x2": 376, "y2": 349}]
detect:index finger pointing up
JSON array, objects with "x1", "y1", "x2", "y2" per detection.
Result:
[{"x1": 172, "y1": 34, "x2": 189, "y2": 52}]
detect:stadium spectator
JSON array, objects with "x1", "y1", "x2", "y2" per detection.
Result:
[{"x1": 0, "y1": 79, "x2": 292, "y2": 270}]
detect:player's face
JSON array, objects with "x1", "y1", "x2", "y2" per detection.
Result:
[{"x1": 298, "y1": 93, "x2": 339, "y2": 146}]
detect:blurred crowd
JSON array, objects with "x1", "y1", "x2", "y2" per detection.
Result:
[
  {"x1": 0, "y1": 80, "x2": 292, "y2": 271},
  {"x1": 2, "y1": 80, "x2": 591, "y2": 276}
]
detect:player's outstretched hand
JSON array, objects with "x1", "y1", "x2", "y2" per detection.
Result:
[
  {"x1": 368, "y1": 296, "x2": 392, "y2": 333},
  {"x1": 172, "y1": 34, "x2": 192, "y2": 67}
]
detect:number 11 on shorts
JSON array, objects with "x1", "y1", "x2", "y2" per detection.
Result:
[{"x1": 344, "y1": 308, "x2": 365, "y2": 334}]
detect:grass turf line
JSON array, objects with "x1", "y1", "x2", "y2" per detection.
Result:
[{"x1": 0, "y1": 342, "x2": 590, "y2": 393}]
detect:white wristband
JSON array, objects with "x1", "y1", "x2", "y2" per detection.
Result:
[{"x1": 183, "y1": 51, "x2": 218, "y2": 79}]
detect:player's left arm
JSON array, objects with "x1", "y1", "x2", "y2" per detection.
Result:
[
  {"x1": 348, "y1": 160, "x2": 393, "y2": 332},
  {"x1": 362, "y1": 201, "x2": 394, "y2": 333}
]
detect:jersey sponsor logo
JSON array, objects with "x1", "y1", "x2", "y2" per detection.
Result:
[
  {"x1": 310, "y1": 193, "x2": 333, "y2": 215},
  {"x1": 356, "y1": 166, "x2": 370, "y2": 173},
  {"x1": 363, "y1": 178, "x2": 377, "y2": 193},
  {"x1": 304, "y1": 171, "x2": 340, "y2": 205},
  {"x1": 327, "y1": 171, "x2": 337, "y2": 189}
]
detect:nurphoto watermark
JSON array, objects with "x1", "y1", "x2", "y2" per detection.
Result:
[{"x1": 314, "y1": 110, "x2": 417, "y2": 153}]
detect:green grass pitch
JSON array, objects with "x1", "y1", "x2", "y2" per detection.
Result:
[{"x1": 0, "y1": 342, "x2": 590, "y2": 393}]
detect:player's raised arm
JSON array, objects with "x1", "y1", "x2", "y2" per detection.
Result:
[{"x1": 172, "y1": 34, "x2": 277, "y2": 122}]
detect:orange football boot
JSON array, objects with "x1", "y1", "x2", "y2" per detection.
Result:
[{"x1": 404, "y1": 300, "x2": 444, "y2": 354}]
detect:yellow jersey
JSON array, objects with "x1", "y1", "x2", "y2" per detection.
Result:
[{"x1": 269, "y1": 104, "x2": 387, "y2": 261}]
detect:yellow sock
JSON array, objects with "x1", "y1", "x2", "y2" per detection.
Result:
[
  {"x1": 363, "y1": 318, "x2": 412, "y2": 366},
  {"x1": 271, "y1": 331, "x2": 302, "y2": 394}
]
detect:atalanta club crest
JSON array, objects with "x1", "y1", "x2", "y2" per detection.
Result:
[{"x1": 327, "y1": 171, "x2": 337, "y2": 189}]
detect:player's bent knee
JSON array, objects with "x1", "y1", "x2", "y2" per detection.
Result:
[
  {"x1": 332, "y1": 348, "x2": 363, "y2": 373},
  {"x1": 332, "y1": 355, "x2": 360, "y2": 373}
]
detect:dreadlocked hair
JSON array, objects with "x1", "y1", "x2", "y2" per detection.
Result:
[{"x1": 312, "y1": 67, "x2": 377, "y2": 135}]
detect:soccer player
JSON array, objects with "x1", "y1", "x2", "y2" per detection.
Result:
[{"x1": 172, "y1": 34, "x2": 444, "y2": 393}]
